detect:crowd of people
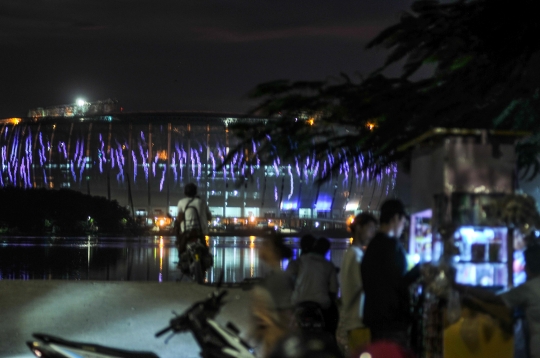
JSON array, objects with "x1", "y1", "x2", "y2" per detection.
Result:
[
  {"x1": 249, "y1": 198, "x2": 419, "y2": 358},
  {"x1": 250, "y1": 198, "x2": 540, "y2": 358},
  {"x1": 175, "y1": 183, "x2": 540, "y2": 358}
]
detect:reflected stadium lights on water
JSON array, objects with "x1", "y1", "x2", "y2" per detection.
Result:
[{"x1": 0, "y1": 236, "x2": 352, "y2": 283}]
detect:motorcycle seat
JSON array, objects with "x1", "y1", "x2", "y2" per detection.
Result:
[{"x1": 31, "y1": 333, "x2": 159, "y2": 358}]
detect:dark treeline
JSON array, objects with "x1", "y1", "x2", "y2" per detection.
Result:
[{"x1": 0, "y1": 187, "x2": 137, "y2": 236}]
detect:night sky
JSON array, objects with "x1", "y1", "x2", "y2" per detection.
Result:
[{"x1": 1, "y1": 0, "x2": 414, "y2": 118}]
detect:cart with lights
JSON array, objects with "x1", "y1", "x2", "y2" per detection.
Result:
[{"x1": 400, "y1": 128, "x2": 536, "y2": 358}]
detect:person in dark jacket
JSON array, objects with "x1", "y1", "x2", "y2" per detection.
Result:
[{"x1": 360, "y1": 199, "x2": 421, "y2": 348}]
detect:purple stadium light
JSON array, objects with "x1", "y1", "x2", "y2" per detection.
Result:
[
  {"x1": 190, "y1": 148, "x2": 196, "y2": 178},
  {"x1": 209, "y1": 151, "x2": 216, "y2": 177},
  {"x1": 131, "y1": 150, "x2": 138, "y2": 182},
  {"x1": 78, "y1": 157, "x2": 86, "y2": 183},
  {"x1": 39, "y1": 133, "x2": 46, "y2": 166},
  {"x1": 159, "y1": 165, "x2": 166, "y2": 191},
  {"x1": 288, "y1": 165, "x2": 293, "y2": 200},
  {"x1": 70, "y1": 160, "x2": 77, "y2": 182}
]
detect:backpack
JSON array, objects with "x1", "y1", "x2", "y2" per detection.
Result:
[{"x1": 176, "y1": 198, "x2": 213, "y2": 273}]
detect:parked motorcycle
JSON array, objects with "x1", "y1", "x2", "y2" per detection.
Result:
[
  {"x1": 178, "y1": 239, "x2": 213, "y2": 284},
  {"x1": 26, "y1": 283, "x2": 255, "y2": 358}
]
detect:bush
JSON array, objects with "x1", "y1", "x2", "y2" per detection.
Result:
[{"x1": 0, "y1": 187, "x2": 133, "y2": 236}]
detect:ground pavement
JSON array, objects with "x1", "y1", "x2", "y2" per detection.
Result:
[{"x1": 0, "y1": 281, "x2": 253, "y2": 358}]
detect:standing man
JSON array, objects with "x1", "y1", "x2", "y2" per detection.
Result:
[
  {"x1": 340, "y1": 212, "x2": 377, "y2": 353},
  {"x1": 361, "y1": 199, "x2": 420, "y2": 348},
  {"x1": 176, "y1": 183, "x2": 212, "y2": 253}
]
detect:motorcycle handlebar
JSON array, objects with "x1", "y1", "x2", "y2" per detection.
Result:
[
  {"x1": 155, "y1": 289, "x2": 228, "y2": 338},
  {"x1": 155, "y1": 326, "x2": 173, "y2": 338}
]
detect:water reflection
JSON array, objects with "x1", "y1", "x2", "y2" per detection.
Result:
[{"x1": 0, "y1": 236, "x2": 349, "y2": 284}]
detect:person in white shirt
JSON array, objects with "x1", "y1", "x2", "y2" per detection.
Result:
[
  {"x1": 456, "y1": 244, "x2": 540, "y2": 358},
  {"x1": 289, "y1": 237, "x2": 340, "y2": 338},
  {"x1": 340, "y1": 212, "x2": 377, "y2": 354},
  {"x1": 176, "y1": 183, "x2": 212, "y2": 253}
]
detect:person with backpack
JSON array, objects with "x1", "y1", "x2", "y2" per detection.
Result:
[
  {"x1": 176, "y1": 183, "x2": 212, "y2": 253},
  {"x1": 176, "y1": 183, "x2": 213, "y2": 281},
  {"x1": 289, "y1": 237, "x2": 340, "y2": 339}
]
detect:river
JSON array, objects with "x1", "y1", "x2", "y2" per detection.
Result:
[{"x1": 0, "y1": 236, "x2": 351, "y2": 284}]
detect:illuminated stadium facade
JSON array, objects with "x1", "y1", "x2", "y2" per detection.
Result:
[{"x1": 0, "y1": 99, "x2": 396, "y2": 223}]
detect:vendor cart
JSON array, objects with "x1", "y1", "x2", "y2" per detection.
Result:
[{"x1": 400, "y1": 128, "x2": 536, "y2": 357}]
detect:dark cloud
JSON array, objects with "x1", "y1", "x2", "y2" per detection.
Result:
[
  {"x1": 192, "y1": 25, "x2": 382, "y2": 43},
  {"x1": 0, "y1": 0, "x2": 414, "y2": 118}
]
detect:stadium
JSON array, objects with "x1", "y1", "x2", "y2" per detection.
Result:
[{"x1": 0, "y1": 99, "x2": 395, "y2": 229}]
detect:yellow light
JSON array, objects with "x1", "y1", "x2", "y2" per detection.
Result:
[
  {"x1": 159, "y1": 219, "x2": 164, "y2": 226},
  {"x1": 205, "y1": 235, "x2": 210, "y2": 246},
  {"x1": 349, "y1": 237, "x2": 354, "y2": 245},
  {"x1": 157, "y1": 150, "x2": 167, "y2": 160},
  {"x1": 366, "y1": 121, "x2": 377, "y2": 131},
  {"x1": 249, "y1": 216, "x2": 255, "y2": 222},
  {"x1": 159, "y1": 237, "x2": 163, "y2": 272},
  {"x1": 307, "y1": 118, "x2": 314, "y2": 126},
  {"x1": 3, "y1": 118, "x2": 22, "y2": 125}
]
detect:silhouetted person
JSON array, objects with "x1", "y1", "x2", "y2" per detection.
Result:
[
  {"x1": 361, "y1": 199, "x2": 420, "y2": 348},
  {"x1": 286, "y1": 234, "x2": 317, "y2": 282}
]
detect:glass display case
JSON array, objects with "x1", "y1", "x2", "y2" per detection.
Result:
[
  {"x1": 409, "y1": 209, "x2": 433, "y2": 264},
  {"x1": 409, "y1": 216, "x2": 526, "y2": 288},
  {"x1": 453, "y1": 226, "x2": 508, "y2": 287}
]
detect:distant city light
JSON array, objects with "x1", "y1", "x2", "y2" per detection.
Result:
[{"x1": 0, "y1": 117, "x2": 22, "y2": 125}]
